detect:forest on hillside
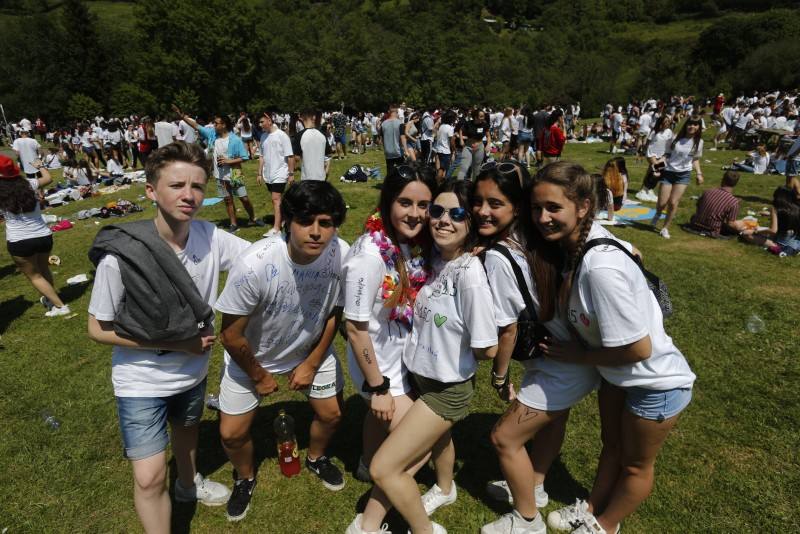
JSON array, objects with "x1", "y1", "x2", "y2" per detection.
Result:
[{"x1": 0, "y1": 0, "x2": 798, "y2": 121}]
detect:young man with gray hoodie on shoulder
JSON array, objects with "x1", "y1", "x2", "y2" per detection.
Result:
[{"x1": 87, "y1": 141, "x2": 250, "y2": 534}]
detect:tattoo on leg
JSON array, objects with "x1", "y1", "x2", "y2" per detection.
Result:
[
  {"x1": 517, "y1": 406, "x2": 540, "y2": 425},
  {"x1": 493, "y1": 400, "x2": 518, "y2": 433},
  {"x1": 362, "y1": 348, "x2": 372, "y2": 365}
]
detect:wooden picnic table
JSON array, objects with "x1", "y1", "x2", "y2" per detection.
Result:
[{"x1": 755, "y1": 127, "x2": 794, "y2": 150}]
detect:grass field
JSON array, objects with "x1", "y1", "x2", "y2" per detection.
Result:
[{"x1": 0, "y1": 133, "x2": 798, "y2": 534}]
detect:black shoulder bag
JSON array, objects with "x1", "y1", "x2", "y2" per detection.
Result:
[
  {"x1": 491, "y1": 245, "x2": 551, "y2": 361},
  {"x1": 578, "y1": 238, "x2": 673, "y2": 318}
]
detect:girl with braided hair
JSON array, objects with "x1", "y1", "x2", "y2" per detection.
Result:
[{"x1": 522, "y1": 162, "x2": 695, "y2": 534}]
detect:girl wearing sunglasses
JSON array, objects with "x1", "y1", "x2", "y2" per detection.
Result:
[
  {"x1": 371, "y1": 180, "x2": 498, "y2": 534},
  {"x1": 476, "y1": 163, "x2": 600, "y2": 534},
  {"x1": 524, "y1": 162, "x2": 694, "y2": 534},
  {"x1": 344, "y1": 164, "x2": 450, "y2": 534}
]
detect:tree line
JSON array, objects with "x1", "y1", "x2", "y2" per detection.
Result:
[{"x1": 0, "y1": 0, "x2": 798, "y2": 123}]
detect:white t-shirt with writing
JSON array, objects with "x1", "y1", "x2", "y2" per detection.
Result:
[
  {"x1": 434, "y1": 124, "x2": 454, "y2": 154},
  {"x1": 3, "y1": 179, "x2": 51, "y2": 243},
  {"x1": 343, "y1": 234, "x2": 413, "y2": 396},
  {"x1": 262, "y1": 129, "x2": 293, "y2": 184},
  {"x1": 214, "y1": 235, "x2": 349, "y2": 379},
  {"x1": 404, "y1": 253, "x2": 497, "y2": 383},
  {"x1": 88, "y1": 221, "x2": 249, "y2": 397},
  {"x1": 665, "y1": 138, "x2": 703, "y2": 173},
  {"x1": 12, "y1": 137, "x2": 41, "y2": 174},
  {"x1": 566, "y1": 224, "x2": 696, "y2": 390}
]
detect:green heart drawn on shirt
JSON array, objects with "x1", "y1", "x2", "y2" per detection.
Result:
[{"x1": 434, "y1": 314, "x2": 447, "y2": 327}]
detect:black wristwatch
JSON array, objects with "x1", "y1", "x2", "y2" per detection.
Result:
[{"x1": 362, "y1": 376, "x2": 391, "y2": 394}]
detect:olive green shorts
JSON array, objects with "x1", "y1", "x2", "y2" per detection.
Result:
[{"x1": 412, "y1": 374, "x2": 475, "y2": 422}]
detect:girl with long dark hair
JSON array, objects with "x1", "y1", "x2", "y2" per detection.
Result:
[
  {"x1": 344, "y1": 163, "x2": 446, "y2": 534},
  {"x1": 651, "y1": 117, "x2": 704, "y2": 239}
]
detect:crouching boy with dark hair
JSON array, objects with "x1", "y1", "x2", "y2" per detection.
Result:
[
  {"x1": 214, "y1": 180, "x2": 349, "y2": 521},
  {"x1": 87, "y1": 141, "x2": 250, "y2": 534}
]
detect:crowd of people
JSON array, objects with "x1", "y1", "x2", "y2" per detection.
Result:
[{"x1": 0, "y1": 89, "x2": 798, "y2": 534}]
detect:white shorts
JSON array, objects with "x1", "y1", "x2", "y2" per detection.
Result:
[
  {"x1": 516, "y1": 358, "x2": 600, "y2": 412},
  {"x1": 219, "y1": 353, "x2": 343, "y2": 415}
]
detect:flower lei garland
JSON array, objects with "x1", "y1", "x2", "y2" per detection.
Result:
[{"x1": 365, "y1": 212, "x2": 428, "y2": 330}]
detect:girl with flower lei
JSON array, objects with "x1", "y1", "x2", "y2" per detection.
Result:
[{"x1": 342, "y1": 164, "x2": 451, "y2": 534}]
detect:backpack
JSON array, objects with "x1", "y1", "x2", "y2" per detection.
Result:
[
  {"x1": 340, "y1": 165, "x2": 368, "y2": 183},
  {"x1": 576, "y1": 238, "x2": 673, "y2": 318}
]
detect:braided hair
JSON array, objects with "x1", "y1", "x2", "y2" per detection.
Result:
[{"x1": 525, "y1": 161, "x2": 596, "y2": 320}]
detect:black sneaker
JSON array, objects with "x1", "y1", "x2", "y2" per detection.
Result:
[
  {"x1": 305, "y1": 455, "x2": 345, "y2": 491},
  {"x1": 226, "y1": 477, "x2": 256, "y2": 522}
]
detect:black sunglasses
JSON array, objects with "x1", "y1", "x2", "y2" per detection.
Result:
[{"x1": 429, "y1": 204, "x2": 468, "y2": 222}]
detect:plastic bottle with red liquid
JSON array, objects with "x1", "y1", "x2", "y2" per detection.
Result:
[{"x1": 273, "y1": 409, "x2": 301, "y2": 477}]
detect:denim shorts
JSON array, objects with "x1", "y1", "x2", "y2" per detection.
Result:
[
  {"x1": 776, "y1": 233, "x2": 800, "y2": 256},
  {"x1": 660, "y1": 169, "x2": 691, "y2": 186},
  {"x1": 625, "y1": 386, "x2": 692, "y2": 422},
  {"x1": 115, "y1": 378, "x2": 207, "y2": 460},
  {"x1": 786, "y1": 159, "x2": 799, "y2": 178},
  {"x1": 437, "y1": 153, "x2": 451, "y2": 172},
  {"x1": 335, "y1": 134, "x2": 347, "y2": 146}
]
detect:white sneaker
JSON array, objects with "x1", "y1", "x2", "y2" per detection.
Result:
[
  {"x1": 354, "y1": 455, "x2": 372, "y2": 482},
  {"x1": 45, "y1": 305, "x2": 71, "y2": 317},
  {"x1": 646, "y1": 191, "x2": 659, "y2": 202},
  {"x1": 481, "y1": 510, "x2": 546, "y2": 534},
  {"x1": 547, "y1": 499, "x2": 592, "y2": 531},
  {"x1": 174, "y1": 473, "x2": 230, "y2": 506},
  {"x1": 486, "y1": 480, "x2": 549, "y2": 508},
  {"x1": 570, "y1": 514, "x2": 619, "y2": 534},
  {"x1": 659, "y1": 227, "x2": 671, "y2": 239},
  {"x1": 262, "y1": 228, "x2": 280, "y2": 238},
  {"x1": 345, "y1": 513, "x2": 393, "y2": 534},
  {"x1": 421, "y1": 482, "x2": 457, "y2": 515},
  {"x1": 634, "y1": 190, "x2": 649, "y2": 202}
]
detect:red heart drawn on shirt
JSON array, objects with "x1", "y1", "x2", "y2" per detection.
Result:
[{"x1": 580, "y1": 313, "x2": 590, "y2": 326}]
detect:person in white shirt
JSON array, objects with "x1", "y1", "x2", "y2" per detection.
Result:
[
  {"x1": 371, "y1": 181, "x2": 497, "y2": 534},
  {"x1": 0, "y1": 157, "x2": 69, "y2": 317},
  {"x1": 178, "y1": 118, "x2": 197, "y2": 145},
  {"x1": 343, "y1": 164, "x2": 447, "y2": 534},
  {"x1": 527, "y1": 162, "x2": 694, "y2": 534},
  {"x1": 433, "y1": 111, "x2": 456, "y2": 182},
  {"x1": 475, "y1": 163, "x2": 599, "y2": 534},
  {"x1": 650, "y1": 117, "x2": 704, "y2": 239},
  {"x1": 11, "y1": 129, "x2": 41, "y2": 177},
  {"x1": 295, "y1": 109, "x2": 328, "y2": 181},
  {"x1": 215, "y1": 181, "x2": 349, "y2": 521},
  {"x1": 87, "y1": 142, "x2": 248, "y2": 533},
  {"x1": 154, "y1": 116, "x2": 179, "y2": 148},
  {"x1": 258, "y1": 112, "x2": 295, "y2": 236}
]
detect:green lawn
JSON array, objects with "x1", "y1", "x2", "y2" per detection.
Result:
[{"x1": 0, "y1": 136, "x2": 797, "y2": 533}]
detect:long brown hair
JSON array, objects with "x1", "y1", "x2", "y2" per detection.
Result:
[
  {"x1": 376, "y1": 162, "x2": 437, "y2": 309},
  {"x1": 525, "y1": 161, "x2": 596, "y2": 320}
]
